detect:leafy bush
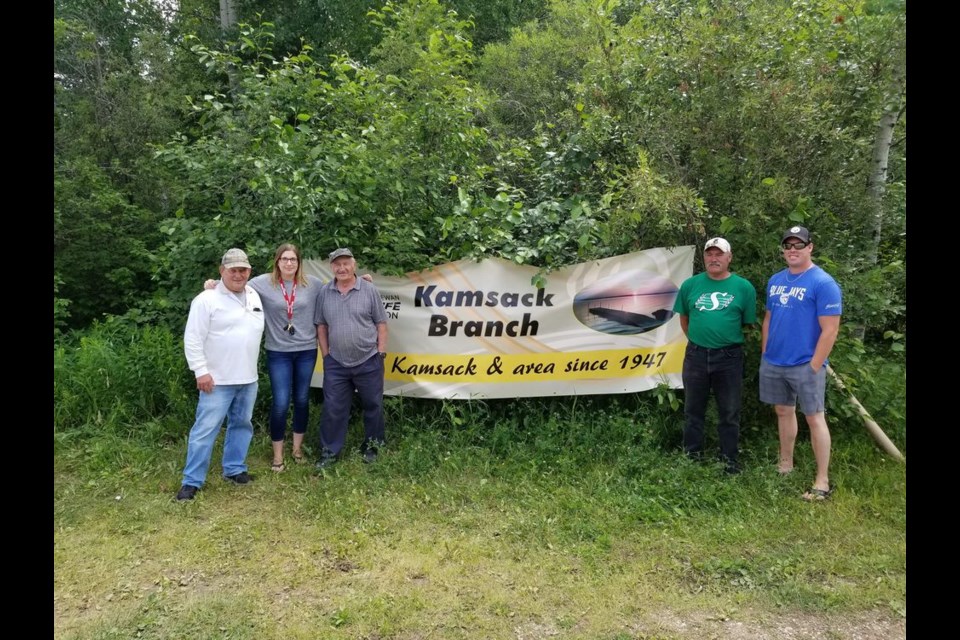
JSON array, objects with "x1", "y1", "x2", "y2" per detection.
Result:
[{"x1": 54, "y1": 319, "x2": 198, "y2": 442}]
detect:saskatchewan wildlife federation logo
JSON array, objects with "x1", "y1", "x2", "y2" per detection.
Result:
[{"x1": 382, "y1": 294, "x2": 401, "y2": 319}]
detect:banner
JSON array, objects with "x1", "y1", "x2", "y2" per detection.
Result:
[{"x1": 304, "y1": 246, "x2": 694, "y2": 399}]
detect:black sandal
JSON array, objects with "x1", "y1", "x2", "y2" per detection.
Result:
[{"x1": 802, "y1": 486, "x2": 832, "y2": 501}]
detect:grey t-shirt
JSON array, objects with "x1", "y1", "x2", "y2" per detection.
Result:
[
  {"x1": 314, "y1": 278, "x2": 388, "y2": 367},
  {"x1": 249, "y1": 273, "x2": 324, "y2": 352}
]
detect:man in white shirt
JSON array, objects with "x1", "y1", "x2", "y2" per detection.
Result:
[{"x1": 177, "y1": 248, "x2": 265, "y2": 501}]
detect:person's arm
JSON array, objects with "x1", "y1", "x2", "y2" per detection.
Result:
[
  {"x1": 184, "y1": 298, "x2": 215, "y2": 392},
  {"x1": 317, "y1": 324, "x2": 330, "y2": 358},
  {"x1": 361, "y1": 273, "x2": 373, "y2": 282},
  {"x1": 810, "y1": 315, "x2": 840, "y2": 370},
  {"x1": 203, "y1": 279, "x2": 218, "y2": 290},
  {"x1": 376, "y1": 322, "x2": 388, "y2": 354},
  {"x1": 678, "y1": 315, "x2": 689, "y2": 337},
  {"x1": 742, "y1": 279, "x2": 758, "y2": 331},
  {"x1": 760, "y1": 310, "x2": 771, "y2": 355}
]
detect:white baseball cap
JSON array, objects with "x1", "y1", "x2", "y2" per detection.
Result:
[{"x1": 704, "y1": 237, "x2": 731, "y2": 253}]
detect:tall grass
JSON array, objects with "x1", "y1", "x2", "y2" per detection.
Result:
[{"x1": 55, "y1": 319, "x2": 198, "y2": 439}]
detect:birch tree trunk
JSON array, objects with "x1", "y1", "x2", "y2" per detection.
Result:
[
  {"x1": 865, "y1": 97, "x2": 903, "y2": 266},
  {"x1": 218, "y1": 0, "x2": 239, "y2": 93},
  {"x1": 219, "y1": 0, "x2": 237, "y2": 31},
  {"x1": 864, "y1": 14, "x2": 906, "y2": 268}
]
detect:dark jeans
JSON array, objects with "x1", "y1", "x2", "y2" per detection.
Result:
[
  {"x1": 318, "y1": 353, "x2": 385, "y2": 456},
  {"x1": 266, "y1": 348, "x2": 318, "y2": 441},
  {"x1": 681, "y1": 342, "x2": 744, "y2": 465}
]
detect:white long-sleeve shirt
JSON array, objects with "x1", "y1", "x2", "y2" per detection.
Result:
[{"x1": 184, "y1": 282, "x2": 265, "y2": 384}]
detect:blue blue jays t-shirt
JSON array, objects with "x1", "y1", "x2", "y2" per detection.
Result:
[{"x1": 763, "y1": 265, "x2": 842, "y2": 367}]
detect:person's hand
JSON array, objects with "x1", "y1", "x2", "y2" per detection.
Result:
[
  {"x1": 196, "y1": 374, "x2": 215, "y2": 393},
  {"x1": 204, "y1": 279, "x2": 218, "y2": 290},
  {"x1": 361, "y1": 273, "x2": 373, "y2": 282}
]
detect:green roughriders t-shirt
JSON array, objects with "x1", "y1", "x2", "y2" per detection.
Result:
[{"x1": 673, "y1": 272, "x2": 757, "y2": 348}]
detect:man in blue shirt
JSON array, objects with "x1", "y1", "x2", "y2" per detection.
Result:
[{"x1": 760, "y1": 226, "x2": 842, "y2": 501}]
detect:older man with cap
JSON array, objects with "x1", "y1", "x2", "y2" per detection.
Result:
[
  {"x1": 673, "y1": 237, "x2": 757, "y2": 474},
  {"x1": 177, "y1": 248, "x2": 265, "y2": 501},
  {"x1": 761, "y1": 225, "x2": 842, "y2": 501},
  {"x1": 314, "y1": 248, "x2": 389, "y2": 469}
]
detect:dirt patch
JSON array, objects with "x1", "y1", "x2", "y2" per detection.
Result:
[
  {"x1": 639, "y1": 609, "x2": 906, "y2": 640},
  {"x1": 511, "y1": 609, "x2": 905, "y2": 640}
]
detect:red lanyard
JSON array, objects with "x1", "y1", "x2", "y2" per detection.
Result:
[{"x1": 278, "y1": 280, "x2": 297, "y2": 321}]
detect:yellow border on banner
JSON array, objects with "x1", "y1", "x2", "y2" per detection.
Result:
[{"x1": 316, "y1": 342, "x2": 686, "y2": 384}]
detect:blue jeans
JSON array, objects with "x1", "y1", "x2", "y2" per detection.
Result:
[
  {"x1": 681, "y1": 343, "x2": 743, "y2": 465},
  {"x1": 266, "y1": 348, "x2": 318, "y2": 442},
  {"x1": 181, "y1": 382, "x2": 258, "y2": 488},
  {"x1": 319, "y1": 353, "x2": 385, "y2": 456}
]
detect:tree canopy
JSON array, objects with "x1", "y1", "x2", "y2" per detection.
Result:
[{"x1": 54, "y1": 0, "x2": 905, "y2": 345}]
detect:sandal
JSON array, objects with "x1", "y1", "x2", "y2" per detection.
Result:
[
  {"x1": 271, "y1": 461, "x2": 286, "y2": 473},
  {"x1": 292, "y1": 451, "x2": 305, "y2": 464},
  {"x1": 802, "y1": 486, "x2": 832, "y2": 501}
]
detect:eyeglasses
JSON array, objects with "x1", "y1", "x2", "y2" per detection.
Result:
[
  {"x1": 781, "y1": 241, "x2": 809, "y2": 250},
  {"x1": 278, "y1": 257, "x2": 299, "y2": 263}
]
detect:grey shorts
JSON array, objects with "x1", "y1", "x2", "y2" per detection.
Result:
[{"x1": 759, "y1": 358, "x2": 827, "y2": 414}]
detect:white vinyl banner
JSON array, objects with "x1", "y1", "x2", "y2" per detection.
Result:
[{"x1": 303, "y1": 246, "x2": 694, "y2": 399}]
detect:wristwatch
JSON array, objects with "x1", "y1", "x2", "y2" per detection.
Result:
[{"x1": 379, "y1": 351, "x2": 387, "y2": 359}]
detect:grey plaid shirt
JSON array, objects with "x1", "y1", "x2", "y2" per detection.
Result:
[{"x1": 314, "y1": 277, "x2": 388, "y2": 367}]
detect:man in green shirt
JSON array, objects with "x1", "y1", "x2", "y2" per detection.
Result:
[{"x1": 673, "y1": 237, "x2": 757, "y2": 473}]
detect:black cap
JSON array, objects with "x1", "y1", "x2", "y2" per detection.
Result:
[{"x1": 781, "y1": 226, "x2": 811, "y2": 243}]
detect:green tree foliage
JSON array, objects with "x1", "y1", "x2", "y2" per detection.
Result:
[
  {"x1": 471, "y1": 0, "x2": 710, "y2": 264},
  {"x1": 476, "y1": 0, "x2": 611, "y2": 138},
  {"x1": 228, "y1": 0, "x2": 549, "y2": 62},
  {"x1": 233, "y1": 0, "x2": 385, "y2": 60},
  {"x1": 623, "y1": 2, "x2": 901, "y2": 272},
  {"x1": 53, "y1": 0, "x2": 905, "y2": 349},
  {"x1": 54, "y1": 157, "x2": 157, "y2": 323},
  {"x1": 54, "y1": 0, "x2": 207, "y2": 327},
  {"x1": 444, "y1": 0, "x2": 550, "y2": 52},
  {"x1": 153, "y1": 1, "x2": 496, "y2": 308},
  {"x1": 473, "y1": 0, "x2": 905, "y2": 338}
]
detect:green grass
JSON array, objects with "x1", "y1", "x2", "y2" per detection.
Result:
[
  {"x1": 54, "y1": 323, "x2": 906, "y2": 638},
  {"x1": 54, "y1": 405, "x2": 905, "y2": 639}
]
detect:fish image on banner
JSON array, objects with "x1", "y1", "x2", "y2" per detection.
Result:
[{"x1": 572, "y1": 270, "x2": 679, "y2": 336}]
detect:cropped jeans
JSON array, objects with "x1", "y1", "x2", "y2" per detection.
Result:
[
  {"x1": 266, "y1": 348, "x2": 318, "y2": 442},
  {"x1": 681, "y1": 342, "x2": 744, "y2": 466},
  {"x1": 181, "y1": 382, "x2": 257, "y2": 488}
]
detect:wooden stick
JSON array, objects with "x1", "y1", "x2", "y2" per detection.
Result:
[{"x1": 826, "y1": 365, "x2": 904, "y2": 462}]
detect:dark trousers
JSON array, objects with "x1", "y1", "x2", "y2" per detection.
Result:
[
  {"x1": 319, "y1": 353, "x2": 385, "y2": 456},
  {"x1": 681, "y1": 342, "x2": 744, "y2": 465}
]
